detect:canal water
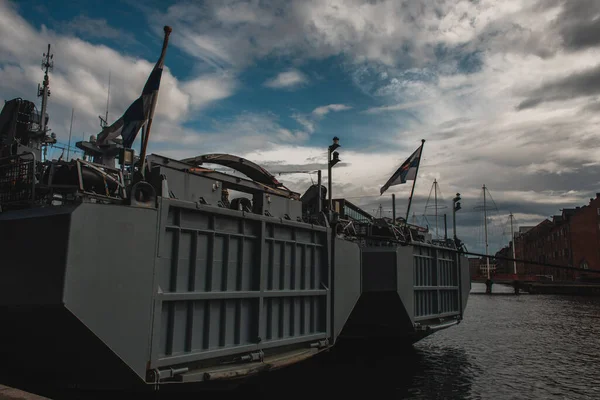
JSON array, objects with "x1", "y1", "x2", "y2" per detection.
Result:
[
  {"x1": 241, "y1": 283, "x2": 600, "y2": 399},
  {"x1": 4, "y1": 284, "x2": 599, "y2": 399}
]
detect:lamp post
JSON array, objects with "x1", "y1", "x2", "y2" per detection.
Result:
[
  {"x1": 328, "y1": 136, "x2": 341, "y2": 213},
  {"x1": 452, "y1": 192, "x2": 461, "y2": 244}
]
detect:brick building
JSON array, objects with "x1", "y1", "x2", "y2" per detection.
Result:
[
  {"x1": 468, "y1": 256, "x2": 496, "y2": 277},
  {"x1": 514, "y1": 194, "x2": 600, "y2": 281},
  {"x1": 495, "y1": 244, "x2": 516, "y2": 275},
  {"x1": 468, "y1": 257, "x2": 481, "y2": 278}
]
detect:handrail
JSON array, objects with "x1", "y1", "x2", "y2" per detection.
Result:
[{"x1": 0, "y1": 151, "x2": 36, "y2": 210}]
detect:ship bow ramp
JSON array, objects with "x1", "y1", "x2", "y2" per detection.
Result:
[
  {"x1": 0, "y1": 203, "x2": 158, "y2": 388},
  {"x1": 338, "y1": 243, "x2": 469, "y2": 343}
]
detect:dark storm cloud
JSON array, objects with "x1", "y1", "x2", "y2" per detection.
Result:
[
  {"x1": 516, "y1": 65, "x2": 600, "y2": 110},
  {"x1": 553, "y1": 0, "x2": 600, "y2": 51}
]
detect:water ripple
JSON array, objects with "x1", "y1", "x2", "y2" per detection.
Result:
[{"x1": 247, "y1": 285, "x2": 600, "y2": 399}]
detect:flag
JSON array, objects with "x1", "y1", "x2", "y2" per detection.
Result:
[
  {"x1": 96, "y1": 27, "x2": 171, "y2": 148},
  {"x1": 380, "y1": 141, "x2": 424, "y2": 195}
]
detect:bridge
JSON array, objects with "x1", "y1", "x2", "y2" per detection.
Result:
[
  {"x1": 466, "y1": 251, "x2": 600, "y2": 295},
  {"x1": 470, "y1": 274, "x2": 553, "y2": 294}
]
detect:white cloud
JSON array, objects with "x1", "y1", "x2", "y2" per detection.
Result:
[
  {"x1": 182, "y1": 73, "x2": 237, "y2": 109},
  {"x1": 287, "y1": 104, "x2": 352, "y2": 136},
  {"x1": 6, "y1": 0, "x2": 600, "y2": 255},
  {"x1": 148, "y1": 0, "x2": 600, "y2": 254},
  {"x1": 291, "y1": 114, "x2": 315, "y2": 134},
  {"x1": 312, "y1": 104, "x2": 352, "y2": 116},
  {"x1": 263, "y1": 69, "x2": 308, "y2": 89},
  {"x1": 0, "y1": 0, "x2": 235, "y2": 151}
]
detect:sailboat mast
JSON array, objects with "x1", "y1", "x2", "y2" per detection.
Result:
[
  {"x1": 483, "y1": 184, "x2": 490, "y2": 279},
  {"x1": 510, "y1": 212, "x2": 517, "y2": 275},
  {"x1": 434, "y1": 179, "x2": 438, "y2": 238}
]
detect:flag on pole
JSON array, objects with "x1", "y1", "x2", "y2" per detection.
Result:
[
  {"x1": 380, "y1": 142, "x2": 424, "y2": 195},
  {"x1": 96, "y1": 28, "x2": 170, "y2": 148}
]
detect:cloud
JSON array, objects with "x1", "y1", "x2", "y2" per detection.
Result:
[
  {"x1": 263, "y1": 69, "x2": 308, "y2": 89},
  {"x1": 312, "y1": 104, "x2": 352, "y2": 116},
  {"x1": 0, "y1": 0, "x2": 236, "y2": 154},
  {"x1": 516, "y1": 64, "x2": 600, "y2": 110},
  {"x1": 6, "y1": 0, "x2": 600, "y2": 258},
  {"x1": 155, "y1": 0, "x2": 555, "y2": 69},
  {"x1": 551, "y1": 0, "x2": 600, "y2": 51},
  {"x1": 147, "y1": 0, "x2": 600, "y2": 256},
  {"x1": 58, "y1": 15, "x2": 138, "y2": 45},
  {"x1": 150, "y1": 112, "x2": 311, "y2": 159},
  {"x1": 291, "y1": 114, "x2": 315, "y2": 134},
  {"x1": 289, "y1": 103, "x2": 352, "y2": 135},
  {"x1": 182, "y1": 73, "x2": 237, "y2": 109}
]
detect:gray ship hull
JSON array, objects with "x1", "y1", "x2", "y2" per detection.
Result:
[
  {"x1": 0, "y1": 155, "x2": 470, "y2": 392},
  {"x1": 0, "y1": 202, "x2": 469, "y2": 391}
]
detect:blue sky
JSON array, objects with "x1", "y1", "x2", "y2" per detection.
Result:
[
  {"x1": 16, "y1": 0, "x2": 432, "y2": 152},
  {"x1": 3, "y1": 0, "x2": 600, "y2": 254}
]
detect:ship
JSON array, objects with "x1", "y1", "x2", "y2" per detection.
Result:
[{"x1": 0, "y1": 27, "x2": 471, "y2": 393}]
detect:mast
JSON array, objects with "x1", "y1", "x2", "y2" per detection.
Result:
[
  {"x1": 139, "y1": 26, "x2": 173, "y2": 176},
  {"x1": 405, "y1": 139, "x2": 426, "y2": 220},
  {"x1": 483, "y1": 184, "x2": 490, "y2": 279},
  {"x1": 434, "y1": 179, "x2": 438, "y2": 238},
  {"x1": 38, "y1": 44, "x2": 53, "y2": 135},
  {"x1": 67, "y1": 108, "x2": 74, "y2": 160},
  {"x1": 510, "y1": 212, "x2": 517, "y2": 275},
  {"x1": 99, "y1": 71, "x2": 111, "y2": 128}
]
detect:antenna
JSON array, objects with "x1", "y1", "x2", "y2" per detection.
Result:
[
  {"x1": 474, "y1": 184, "x2": 499, "y2": 280},
  {"x1": 37, "y1": 44, "x2": 54, "y2": 134},
  {"x1": 99, "y1": 70, "x2": 111, "y2": 128},
  {"x1": 67, "y1": 108, "x2": 74, "y2": 160},
  {"x1": 509, "y1": 212, "x2": 517, "y2": 275},
  {"x1": 423, "y1": 179, "x2": 448, "y2": 239}
]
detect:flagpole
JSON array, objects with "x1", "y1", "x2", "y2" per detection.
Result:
[
  {"x1": 405, "y1": 139, "x2": 425, "y2": 220},
  {"x1": 139, "y1": 25, "x2": 172, "y2": 177}
]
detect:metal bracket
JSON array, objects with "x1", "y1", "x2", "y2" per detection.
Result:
[
  {"x1": 148, "y1": 366, "x2": 189, "y2": 382},
  {"x1": 310, "y1": 339, "x2": 329, "y2": 349},
  {"x1": 196, "y1": 197, "x2": 207, "y2": 208},
  {"x1": 239, "y1": 350, "x2": 264, "y2": 363}
]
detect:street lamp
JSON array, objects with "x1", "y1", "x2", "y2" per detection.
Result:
[
  {"x1": 452, "y1": 192, "x2": 461, "y2": 244},
  {"x1": 328, "y1": 136, "x2": 341, "y2": 213}
]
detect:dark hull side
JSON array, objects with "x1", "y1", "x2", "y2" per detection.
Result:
[
  {"x1": 0, "y1": 200, "x2": 470, "y2": 393},
  {"x1": 337, "y1": 244, "x2": 470, "y2": 344}
]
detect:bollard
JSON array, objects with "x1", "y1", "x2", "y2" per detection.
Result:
[{"x1": 485, "y1": 278, "x2": 493, "y2": 294}]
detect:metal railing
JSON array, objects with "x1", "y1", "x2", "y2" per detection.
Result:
[{"x1": 0, "y1": 152, "x2": 36, "y2": 210}]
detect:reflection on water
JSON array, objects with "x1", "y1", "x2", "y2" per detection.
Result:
[
  {"x1": 5, "y1": 285, "x2": 600, "y2": 399},
  {"x1": 243, "y1": 284, "x2": 600, "y2": 399},
  {"x1": 240, "y1": 340, "x2": 476, "y2": 398}
]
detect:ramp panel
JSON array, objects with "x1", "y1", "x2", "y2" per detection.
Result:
[
  {"x1": 413, "y1": 244, "x2": 460, "y2": 322},
  {"x1": 149, "y1": 199, "x2": 330, "y2": 369}
]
